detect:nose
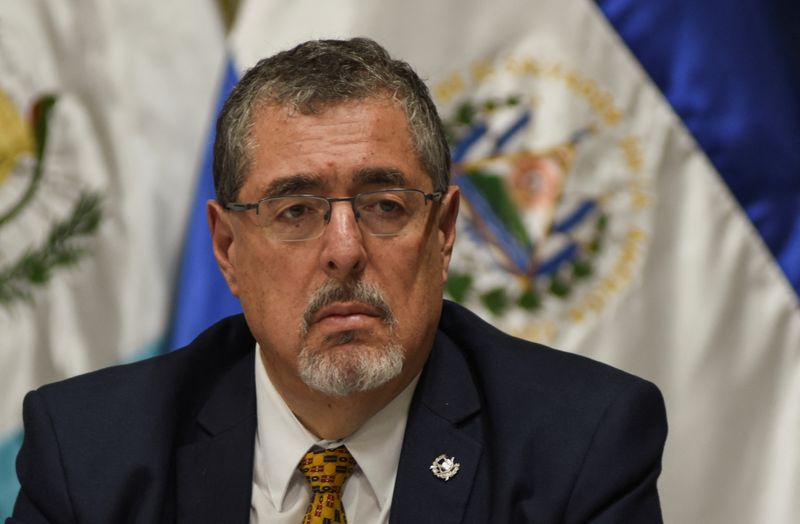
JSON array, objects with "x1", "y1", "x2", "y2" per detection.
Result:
[{"x1": 319, "y1": 201, "x2": 367, "y2": 280}]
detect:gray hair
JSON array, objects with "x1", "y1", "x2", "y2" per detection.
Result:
[{"x1": 213, "y1": 37, "x2": 451, "y2": 206}]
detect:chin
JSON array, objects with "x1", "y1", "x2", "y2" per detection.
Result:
[{"x1": 297, "y1": 340, "x2": 405, "y2": 397}]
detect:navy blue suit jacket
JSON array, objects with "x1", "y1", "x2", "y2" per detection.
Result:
[{"x1": 9, "y1": 301, "x2": 667, "y2": 523}]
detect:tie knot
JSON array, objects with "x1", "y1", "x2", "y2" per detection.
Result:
[{"x1": 298, "y1": 445, "x2": 356, "y2": 495}]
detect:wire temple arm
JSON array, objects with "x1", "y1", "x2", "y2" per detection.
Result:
[{"x1": 225, "y1": 202, "x2": 259, "y2": 211}]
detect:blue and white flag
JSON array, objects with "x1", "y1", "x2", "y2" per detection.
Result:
[
  {"x1": 0, "y1": 0, "x2": 225, "y2": 515},
  {"x1": 194, "y1": 1, "x2": 796, "y2": 522},
  {"x1": 169, "y1": 59, "x2": 241, "y2": 350}
]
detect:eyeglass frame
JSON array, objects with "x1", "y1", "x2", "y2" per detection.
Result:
[{"x1": 224, "y1": 188, "x2": 445, "y2": 241}]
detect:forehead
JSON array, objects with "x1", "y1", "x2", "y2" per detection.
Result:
[{"x1": 243, "y1": 98, "x2": 428, "y2": 197}]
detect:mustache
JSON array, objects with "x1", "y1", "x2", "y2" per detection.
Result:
[{"x1": 301, "y1": 280, "x2": 395, "y2": 334}]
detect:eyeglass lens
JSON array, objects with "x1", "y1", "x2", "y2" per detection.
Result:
[{"x1": 258, "y1": 190, "x2": 429, "y2": 241}]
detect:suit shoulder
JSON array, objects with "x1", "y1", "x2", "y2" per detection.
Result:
[
  {"x1": 34, "y1": 314, "x2": 253, "y2": 417},
  {"x1": 14, "y1": 315, "x2": 255, "y2": 521},
  {"x1": 432, "y1": 302, "x2": 666, "y2": 522},
  {"x1": 438, "y1": 300, "x2": 658, "y2": 403}
]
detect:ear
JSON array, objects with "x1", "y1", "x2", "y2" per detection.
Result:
[
  {"x1": 207, "y1": 200, "x2": 241, "y2": 297},
  {"x1": 437, "y1": 185, "x2": 460, "y2": 283}
]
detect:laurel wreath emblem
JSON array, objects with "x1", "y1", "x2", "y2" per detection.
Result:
[
  {"x1": 0, "y1": 92, "x2": 102, "y2": 306},
  {"x1": 443, "y1": 94, "x2": 607, "y2": 317}
]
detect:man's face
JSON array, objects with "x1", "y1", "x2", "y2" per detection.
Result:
[{"x1": 208, "y1": 97, "x2": 459, "y2": 399}]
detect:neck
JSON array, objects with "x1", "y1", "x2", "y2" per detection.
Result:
[
  {"x1": 259, "y1": 350, "x2": 419, "y2": 440},
  {"x1": 293, "y1": 380, "x2": 410, "y2": 439}
]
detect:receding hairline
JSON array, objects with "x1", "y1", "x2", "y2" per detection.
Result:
[
  {"x1": 250, "y1": 84, "x2": 409, "y2": 115},
  {"x1": 240, "y1": 94, "x2": 431, "y2": 187},
  {"x1": 213, "y1": 37, "x2": 451, "y2": 206}
]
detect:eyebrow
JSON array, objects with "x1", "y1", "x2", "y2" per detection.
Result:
[
  {"x1": 260, "y1": 174, "x2": 324, "y2": 198},
  {"x1": 259, "y1": 168, "x2": 409, "y2": 199},
  {"x1": 353, "y1": 167, "x2": 407, "y2": 188}
]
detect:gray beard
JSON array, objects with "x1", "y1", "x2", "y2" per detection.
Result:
[
  {"x1": 297, "y1": 336, "x2": 404, "y2": 396},
  {"x1": 297, "y1": 280, "x2": 404, "y2": 396}
]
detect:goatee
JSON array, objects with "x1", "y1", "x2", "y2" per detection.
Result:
[{"x1": 297, "y1": 280, "x2": 404, "y2": 396}]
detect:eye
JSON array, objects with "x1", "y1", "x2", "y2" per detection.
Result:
[
  {"x1": 268, "y1": 197, "x2": 324, "y2": 223},
  {"x1": 280, "y1": 203, "x2": 311, "y2": 220},
  {"x1": 375, "y1": 199, "x2": 403, "y2": 214},
  {"x1": 359, "y1": 193, "x2": 409, "y2": 219}
]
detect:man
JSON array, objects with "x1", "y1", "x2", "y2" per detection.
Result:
[{"x1": 9, "y1": 38, "x2": 667, "y2": 523}]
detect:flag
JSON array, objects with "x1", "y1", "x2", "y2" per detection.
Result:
[
  {"x1": 168, "y1": 58, "x2": 242, "y2": 350},
  {"x1": 597, "y1": 0, "x2": 800, "y2": 295},
  {"x1": 207, "y1": 0, "x2": 797, "y2": 521},
  {"x1": 0, "y1": 0, "x2": 225, "y2": 515},
  {"x1": 593, "y1": 1, "x2": 800, "y2": 520}
]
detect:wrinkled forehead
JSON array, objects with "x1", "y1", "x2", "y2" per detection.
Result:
[
  {"x1": 241, "y1": 98, "x2": 428, "y2": 197},
  {"x1": 252, "y1": 87, "x2": 406, "y2": 119}
]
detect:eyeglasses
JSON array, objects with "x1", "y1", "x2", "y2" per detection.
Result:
[{"x1": 225, "y1": 188, "x2": 443, "y2": 242}]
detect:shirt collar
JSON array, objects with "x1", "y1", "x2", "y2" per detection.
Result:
[
  {"x1": 255, "y1": 345, "x2": 317, "y2": 510},
  {"x1": 343, "y1": 371, "x2": 419, "y2": 509},
  {"x1": 254, "y1": 343, "x2": 419, "y2": 511}
]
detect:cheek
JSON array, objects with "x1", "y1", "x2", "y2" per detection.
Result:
[
  {"x1": 232, "y1": 239, "x2": 307, "y2": 342},
  {"x1": 379, "y1": 235, "x2": 445, "y2": 309}
]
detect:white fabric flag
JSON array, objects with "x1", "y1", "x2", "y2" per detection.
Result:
[
  {"x1": 226, "y1": 1, "x2": 800, "y2": 522},
  {"x1": 0, "y1": 0, "x2": 225, "y2": 513}
]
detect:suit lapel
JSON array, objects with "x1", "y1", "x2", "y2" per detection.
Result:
[
  {"x1": 175, "y1": 346, "x2": 256, "y2": 524},
  {"x1": 390, "y1": 330, "x2": 484, "y2": 523}
]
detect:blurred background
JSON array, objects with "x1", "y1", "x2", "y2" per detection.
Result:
[{"x1": 1, "y1": 0, "x2": 798, "y2": 521}]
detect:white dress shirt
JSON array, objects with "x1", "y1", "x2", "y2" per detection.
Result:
[{"x1": 250, "y1": 344, "x2": 419, "y2": 523}]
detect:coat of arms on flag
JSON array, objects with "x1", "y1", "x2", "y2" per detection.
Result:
[
  {"x1": 0, "y1": 89, "x2": 102, "y2": 307},
  {"x1": 436, "y1": 50, "x2": 654, "y2": 343}
]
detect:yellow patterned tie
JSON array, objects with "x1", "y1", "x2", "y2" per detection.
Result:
[{"x1": 297, "y1": 445, "x2": 357, "y2": 524}]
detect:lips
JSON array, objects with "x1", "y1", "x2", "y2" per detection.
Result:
[
  {"x1": 311, "y1": 302, "x2": 383, "y2": 328},
  {"x1": 301, "y1": 280, "x2": 395, "y2": 336}
]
